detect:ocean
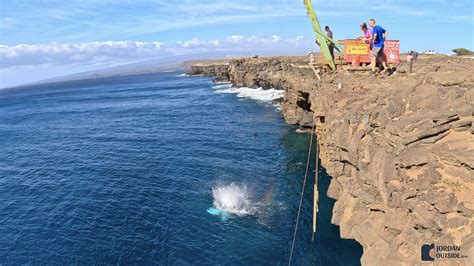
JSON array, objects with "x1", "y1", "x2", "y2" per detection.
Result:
[{"x1": 0, "y1": 72, "x2": 362, "y2": 265}]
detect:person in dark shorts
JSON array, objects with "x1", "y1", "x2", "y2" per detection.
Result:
[{"x1": 368, "y1": 19, "x2": 388, "y2": 73}]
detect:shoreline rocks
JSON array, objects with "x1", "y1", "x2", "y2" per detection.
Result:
[{"x1": 190, "y1": 55, "x2": 474, "y2": 265}]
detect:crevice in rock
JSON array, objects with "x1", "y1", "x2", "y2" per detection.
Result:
[
  {"x1": 296, "y1": 91, "x2": 311, "y2": 111},
  {"x1": 369, "y1": 207, "x2": 386, "y2": 213}
]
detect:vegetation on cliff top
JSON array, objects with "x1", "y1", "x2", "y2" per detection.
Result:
[{"x1": 452, "y1": 48, "x2": 474, "y2": 56}]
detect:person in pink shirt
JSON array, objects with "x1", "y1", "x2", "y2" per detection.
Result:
[{"x1": 358, "y1": 22, "x2": 373, "y2": 48}]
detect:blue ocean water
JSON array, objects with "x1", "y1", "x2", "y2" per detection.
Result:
[{"x1": 0, "y1": 72, "x2": 362, "y2": 265}]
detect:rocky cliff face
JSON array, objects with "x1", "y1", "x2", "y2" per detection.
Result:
[
  {"x1": 190, "y1": 63, "x2": 230, "y2": 82},
  {"x1": 192, "y1": 56, "x2": 474, "y2": 265}
]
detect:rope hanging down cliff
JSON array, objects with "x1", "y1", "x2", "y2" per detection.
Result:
[{"x1": 288, "y1": 121, "x2": 316, "y2": 266}]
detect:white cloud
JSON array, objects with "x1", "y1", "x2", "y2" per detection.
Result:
[
  {"x1": 0, "y1": 41, "x2": 170, "y2": 68},
  {"x1": 177, "y1": 38, "x2": 206, "y2": 49},
  {"x1": 228, "y1": 35, "x2": 245, "y2": 42},
  {"x1": 0, "y1": 35, "x2": 312, "y2": 68},
  {"x1": 178, "y1": 35, "x2": 310, "y2": 52}
]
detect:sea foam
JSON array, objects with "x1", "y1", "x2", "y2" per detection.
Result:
[{"x1": 213, "y1": 85, "x2": 284, "y2": 103}]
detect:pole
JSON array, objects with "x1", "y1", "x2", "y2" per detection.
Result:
[
  {"x1": 304, "y1": 0, "x2": 338, "y2": 70},
  {"x1": 312, "y1": 123, "x2": 319, "y2": 241}
]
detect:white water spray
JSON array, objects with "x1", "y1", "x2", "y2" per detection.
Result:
[
  {"x1": 211, "y1": 183, "x2": 255, "y2": 216},
  {"x1": 213, "y1": 85, "x2": 284, "y2": 103}
]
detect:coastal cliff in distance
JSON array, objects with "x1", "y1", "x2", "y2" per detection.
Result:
[{"x1": 189, "y1": 55, "x2": 474, "y2": 265}]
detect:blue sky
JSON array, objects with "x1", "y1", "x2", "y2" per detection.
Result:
[{"x1": 1, "y1": 0, "x2": 473, "y2": 87}]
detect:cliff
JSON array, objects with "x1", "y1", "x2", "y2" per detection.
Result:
[
  {"x1": 192, "y1": 55, "x2": 474, "y2": 265},
  {"x1": 189, "y1": 61, "x2": 230, "y2": 82}
]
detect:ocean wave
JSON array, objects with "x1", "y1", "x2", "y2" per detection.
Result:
[
  {"x1": 215, "y1": 86, "x2": 284, "y2": 103},
  {"x1": 211, "y1": 83, "x2": 232, "y2": 90}
]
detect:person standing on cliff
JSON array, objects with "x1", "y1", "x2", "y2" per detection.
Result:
[
  {"x1": 325, "y1": 26, "x2": 335, "y2": 60},
  {"x1": 368, "y1": 19, "x2": 388, "y2": 73},
  {"x1": 358, "y1": 22, "x2": 373, "y2": 49}
]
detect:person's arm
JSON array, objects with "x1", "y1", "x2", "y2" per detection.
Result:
[
  {"x1": 357, "y1": 33, "x2": 367, "y2": 40},
  {"x1": 382, "y1": 27, "x2": 388, "y2": 40},
  {"x1": 373, "y1": 33, "x2": 378, "y2": 43}
]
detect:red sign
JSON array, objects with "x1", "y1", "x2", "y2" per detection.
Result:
[
  {"x1": 343, "y1": 39, "x2": 400, "y2": 65},
  {"x1": 384, "y1": 40, "x2": 400, "y2": 64}
]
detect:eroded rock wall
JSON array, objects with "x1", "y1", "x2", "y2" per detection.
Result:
[
  {"x1": 190, "y1": 64, "x2": 230, "y2": 82},
  {"x1": 192, "y1": 56, "x2": 474, "y2": 265},
  {"x1": 311, "y1": 57, "x2": 474, "y2": 265}
]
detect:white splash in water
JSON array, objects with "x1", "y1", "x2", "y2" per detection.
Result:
[
  {"x1": 209, "y1": 182, "x2": 287, "y2": 225},
  {"x1": 211, "y1": 83, "x2": 233, "y2": 90},
  {"x1": 211, "y1": 183, "x2": 255, "y2": 216},
  {"x1": 214, "y1": 86, "x2": 284, "y2": 103}
]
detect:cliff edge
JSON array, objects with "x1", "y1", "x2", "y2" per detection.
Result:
[{"x1": 191, "y1": 55, "x2": 474, "y2": 265}]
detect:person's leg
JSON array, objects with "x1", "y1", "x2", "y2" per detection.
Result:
[
  {"x1": 380, "y1": 47, "x2": 388, "y2": 70},
  {"x1": 329, "y1": 46, "x2": 334, "y2": 60},
  {"x1": 367, "y1": 46, "x2": 373, "y2": 69},
  {"x1": 382, "y1": 56, "x2": 388, "y2": 69},
  {"x1": 370, "y1": 47, "x2": 380, "y2": 72},
  {"x1": 370, "y1": 57, "x2": 376, "y2": 72},
  {"x1": 376, "y1": 53, "x2": 384, "y2": 71}
]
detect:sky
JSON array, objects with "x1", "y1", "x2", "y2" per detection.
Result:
[{"x1": 1, "y1": 0, "x2": 473, "y2": 88}]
